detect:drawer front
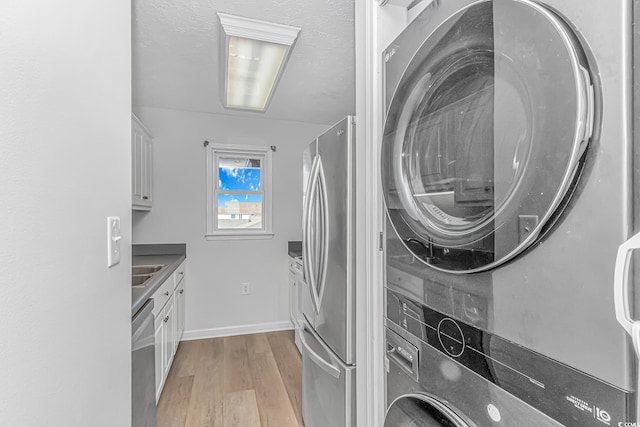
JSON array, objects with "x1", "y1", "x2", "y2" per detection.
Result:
[
  {"x1": 173, "y1": 261, "x2": 185, "y2": 289},
  {"x1": 151, "y1": 278, "x2": 173, "y2": 319},
  {"x1": 301, "y1": 326, "x2": 355, "y2": 427}
]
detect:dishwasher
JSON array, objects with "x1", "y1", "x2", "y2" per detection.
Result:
[{"x1": 132, "y1": 299, "x2": 157, "y2": 427}]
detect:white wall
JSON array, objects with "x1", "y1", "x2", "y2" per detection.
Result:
[
  {"x1": 132, "y1": 107, "x2": 329, "y2": 335},
  {"x1": 0, "y1": 2, "x2": 131, "y2": 426}
]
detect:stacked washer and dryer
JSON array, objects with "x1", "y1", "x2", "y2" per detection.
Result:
[{"x1": 381, "y1": 0, "x2": 637, "y2": 425}]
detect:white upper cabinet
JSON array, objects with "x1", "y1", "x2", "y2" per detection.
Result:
[{"x1": 132, "y1": 114, "x2": 153, "y2": 210}]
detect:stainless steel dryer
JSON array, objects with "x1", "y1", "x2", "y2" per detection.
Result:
[{"x1": 381, "y1": 0, "x2": 636, "y2": 425}]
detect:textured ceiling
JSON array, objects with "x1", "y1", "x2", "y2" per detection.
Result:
[{"x1": 132, "y1": 0, "x2": 355, "y2": 125}]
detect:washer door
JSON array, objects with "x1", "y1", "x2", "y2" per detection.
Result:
[
  {"x1": 384, "y1": 394, "x2": 471, "y2": 427},
  {"x1": 381, "y1": 0, "x2": 595, "y2": 272}
]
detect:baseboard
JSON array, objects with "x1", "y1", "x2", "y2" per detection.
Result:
[{"x1": 182, "y1": 320, "x2": 295, "y2": 341}]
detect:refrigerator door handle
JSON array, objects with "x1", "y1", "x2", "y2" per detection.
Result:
[
  {"x1": 302, "y1": 188, "x2": 309, "y2": 285},
  {"x1": 304, "y1": 155, "x2": 321, "y2": 314},
  {"x1": 613, "y1": 230, "x2": 640, "y2": 357},
  {"x1": 301, "y1": 329, "x2": 341, "y2": 379},
  {"x1": 315, "y1": 157, "x2": 330, "y2": 311},
  {"x1": 302, "y1": 158, "x2": 313, "y2": 284}
]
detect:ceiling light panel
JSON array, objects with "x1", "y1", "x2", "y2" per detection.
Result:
[{"x1": 218, "y1": 13, "x2": 300, "y2": 112}]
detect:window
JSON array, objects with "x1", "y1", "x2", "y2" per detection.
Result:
[{"x1": 206, "y1": 144, "x2": 273, "y2": 240}]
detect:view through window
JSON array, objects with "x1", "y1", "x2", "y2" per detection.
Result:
[
  {"x1": 206, "y1": 144, "x2": 273, "y2": 239},
  {"x1": 217, "y1": 157, "x2": 263, "y2": 229}
]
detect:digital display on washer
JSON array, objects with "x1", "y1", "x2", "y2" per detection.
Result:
[{"x1": 386, "y1": 289, "x2": 635, "y2": 426}]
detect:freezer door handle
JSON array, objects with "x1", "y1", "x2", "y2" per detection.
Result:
[
  {"x1": 301, "y1": 329, "x2": 341, "y2": 379},
  {"x1": 614, "y1": 231, "x2": 640, "y2": 357}
]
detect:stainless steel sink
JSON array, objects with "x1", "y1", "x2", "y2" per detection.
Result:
[
  {"x1": 132, "y1": 274, "x2": 153, "y2": 287},
  {"x1": 132, "y1": 265, "x2": 164, "y2": 275},
  {"x1": 131, "y1": 264, "x2": 165, "y2": 288}
]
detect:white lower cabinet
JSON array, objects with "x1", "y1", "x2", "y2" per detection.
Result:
[
  {"x1": 154, "y1": 313, "x2": 163, "y2": 400},
  {"x1": 289, "y1": 275, "x2": 297, "y2": 325},
  {"x1": 163, "y1": 295, "x2": 175, "y2": 379},
  {"x1": 154, "y1": 294, "x2": 175, "y2": 402},
  {"x1": 175, "y1": 280, "x2": 186, "y2": 345},
  {"x1": 153, "y1": 260, "x2": 186, "y2": 402},
  {"x1": 288, "y1": 256, "x2": 303, "y2": 354}
]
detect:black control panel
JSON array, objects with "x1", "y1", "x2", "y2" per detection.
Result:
[{"x1": 386, "y1": 288, "x2": 635, "y2": 427}]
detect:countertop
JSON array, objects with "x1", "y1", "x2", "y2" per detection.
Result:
[{"x1": 131, "y1": 244, "x2": 186, "y2": 317}]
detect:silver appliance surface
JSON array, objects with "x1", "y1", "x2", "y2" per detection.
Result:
[
  {"x1": 301, "y1": 116, "x2": 356, "y2": 427},
  {"x1": 301, "y1": 321, "x2": 355, "y2": 427},
  {"x1": 386, "y1": 289, "x2": 634, "y2": 426},
  {"x1": 385, "y1": 301, "x2": 574, "y2": 427},
  {"x1": 132, "y1": 299, "x2": 157, "y2": 427},
  {"x1": 381, "y1": 0, "x2": 636, "y2": 425}
]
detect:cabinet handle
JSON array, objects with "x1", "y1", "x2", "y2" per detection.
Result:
[
  {"x1": 179, "y1": 289, "x2": 184, "y2": 294},
  {"x1": 164, "y1": 316, "x2": 169, "y2": 323},
  {"x1": 164, "y1": 291, "x2": 169, "y2": 296},
  {"x1": 143, "y1": 196, "x2": 149, "y2": 200}
]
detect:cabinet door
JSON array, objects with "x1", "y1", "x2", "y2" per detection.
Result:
[
  {"x1": 163, "y1": 295, "x2": 175, "y2": 377},
  {"x1": 132, "y1": 114, "x2": 153, "y2": 210},
  {"x1": 132, "y1": 127, "x2": 145, "y2": 206},
  {"x1": 154, "y1": 312, "x2": 164, "y2": 403},
  {"x1": 142, "y1": 135, "x2": 153, "y2": 205},
  {"x1": 289, "y1": 274, "x2": 297, "y2": 326},
  {"x1": 176, "y1": 281, "x2": 185, "y2": 343}
]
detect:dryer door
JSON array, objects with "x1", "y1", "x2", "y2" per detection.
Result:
[
  {"x1": 381, "y1": 0, "x2": 595, "y2": 273},
  {"x1": 384, "y1": 394, "x2": 471, "y2": 427}
]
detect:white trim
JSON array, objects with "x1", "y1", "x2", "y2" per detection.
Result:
[
  {"x1": 131, "y1": 113, "x2": 153, "y2": 138},
  {"x1": 205, "y1": 232, "x2": 274, "y2": 241},
  {"x1": 205, "y1": 143, "x2": 273, "y2": 239},
  {"x1": 181, "y1": 320, "x2": 294, "y2": 341},
  {"x1": 217, "y1": 12, "x2": 301, "y2": 45},
  {"x1": 355, "y1": 0, "x2": 385, "y2": 426}
]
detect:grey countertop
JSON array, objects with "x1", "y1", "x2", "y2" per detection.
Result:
[{"x1": 131, "y1": 244, "x2": 186, "y2": 317}]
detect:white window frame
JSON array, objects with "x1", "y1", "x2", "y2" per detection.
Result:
[{"x1": 206, "y1": 143, "x2": 273, "y2": 240}]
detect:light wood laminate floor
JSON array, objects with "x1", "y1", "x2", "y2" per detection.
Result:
[{"x1": 157, "y1": 330, "x2": 303, "y2": 427}]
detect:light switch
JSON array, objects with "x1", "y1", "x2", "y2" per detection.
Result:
[{"x1": 107, "y1": 216, "x2": 121, "y2": 267}]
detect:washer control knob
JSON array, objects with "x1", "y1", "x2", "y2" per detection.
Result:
[{"x1": 437, "y1": 318, "x2": 465, "y2": 358}]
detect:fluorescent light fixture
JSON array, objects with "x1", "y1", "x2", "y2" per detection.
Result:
[{"x1": 218, "y1": 13, "x2": 300, "y2": 112}]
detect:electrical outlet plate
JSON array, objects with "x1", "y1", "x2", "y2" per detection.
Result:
[
  {"x1": 107, "y1": 216, "x2": 121, "y2": 267},
  {"x1": 241, "y1": 282, "x2": 250, "y2": 295}
]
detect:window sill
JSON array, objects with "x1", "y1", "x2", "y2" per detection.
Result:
[{"x1": 205, "y1": 232, "x2": 275, "y2": 241}]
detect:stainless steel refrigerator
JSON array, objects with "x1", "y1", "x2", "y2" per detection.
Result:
[{"x1": 301, "y1": 116, "x2": 356, "y2": 427}]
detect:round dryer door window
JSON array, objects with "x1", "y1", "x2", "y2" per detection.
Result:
[
  {"x1": 381, "y1": 0, "x2": 596, "y2": 272},
  {"x1": 384, "y1": 394, "x2": 470, "y2": 427}
]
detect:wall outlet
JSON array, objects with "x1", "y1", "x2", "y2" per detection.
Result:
[{"x1": 241, "y1": 282, "x2": 250, "y2": 295}]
